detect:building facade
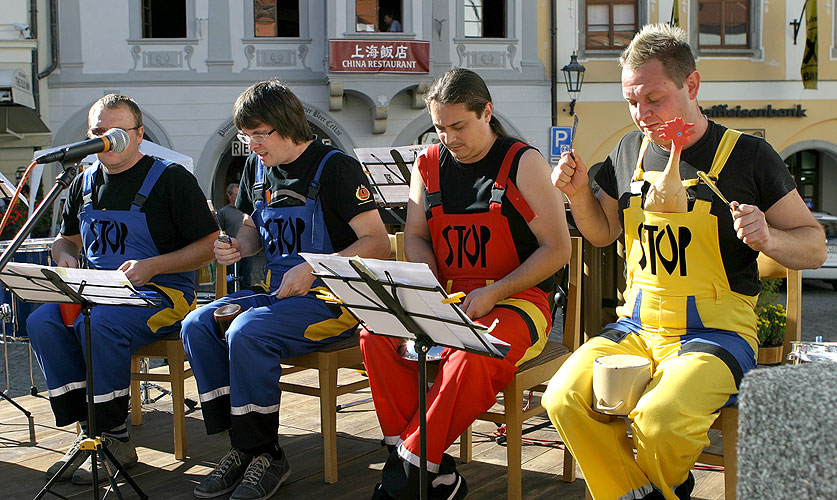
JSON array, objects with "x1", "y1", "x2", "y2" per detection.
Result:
[
  {"x1": 556, "y1": 0, "x2": 837, "y2": 214},
  {"x1": 37, "y1": 0, "x2": 554, "y2": 208},
  {"x1": 0, "y1": 0, "x2": 52, "y2": 177}
]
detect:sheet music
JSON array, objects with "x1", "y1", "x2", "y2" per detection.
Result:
[
  {"x1": 302, "y1": 253, "x2": 507, "y2": 357},
  {"x1": 0, "y1": 262, "x2": 155, "y2": 306}
]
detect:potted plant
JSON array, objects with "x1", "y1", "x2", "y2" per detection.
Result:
[{"x1": 755, "y1": 278, "x2": 787, "y2": 365}]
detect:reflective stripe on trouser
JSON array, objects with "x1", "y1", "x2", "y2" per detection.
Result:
[
  {"x1": 543, "y1": 313, "x2": 755, "y2": 500},
  {"x1": 360, "y1": 296, "x2": 548, "y2": 476},
  {"x1": 27, "y1": 289, "x2": 192, "y2": 431},
  {"x1": 181, "y1": 288, "x2": 357, "y2": 450}
]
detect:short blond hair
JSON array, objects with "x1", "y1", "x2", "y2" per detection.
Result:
[{"x1": 619, "y1": 23, "x2": 695, "y2": 88}]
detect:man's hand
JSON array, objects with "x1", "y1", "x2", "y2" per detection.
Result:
[
  {"x1": 118, "y1": 259, "x2": 155, "y2": 287},
  {"x1": 274, "y1": 262, "x2": 316, "y2": 299},
  {"x1": 214, "y1": 237, "x2": 242, "y2": 266},
  {"x1": 551, "y1": 150, "x2": 589, "y2": 198},
  {"x1": 732, "y1": 201, "x2": 771, "y2": 251},
  {"x1": 56, "y1": 255, "x2": 78, "y2": 268},
  {"x1": 460, "y1": 285, "x2": 503, "y2": 320}
]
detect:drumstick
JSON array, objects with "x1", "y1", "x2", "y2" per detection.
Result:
[{"x1": 696, "y1": 171, "x2": 733, "y2": 210}]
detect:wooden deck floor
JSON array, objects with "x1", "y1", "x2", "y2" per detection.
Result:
[{"x1": 0, "y1": 366, "x2": 726, "y2": 499}]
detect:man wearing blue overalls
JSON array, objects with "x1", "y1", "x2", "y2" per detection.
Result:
[
  {"x1": 181, "y1": 80, "x2": 391, "y2": 500},
  {"x1": 544, "y1": 24, "x2": 827, "y2": 500},
  {"x1": 28, "y1": 94, "x2": 219, "y2": 485}
]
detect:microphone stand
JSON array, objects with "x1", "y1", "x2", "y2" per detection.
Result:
[
  {"x1": 0, "y1": 161, "x2": 76, "y2": 270},
  {"x1": 0, "y1": 161, "x2": 78, "y2": 446}
]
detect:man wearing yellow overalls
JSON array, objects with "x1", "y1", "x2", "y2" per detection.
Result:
[{"x1": 544, "y1": 24, "x2": 827, "y2": 500}]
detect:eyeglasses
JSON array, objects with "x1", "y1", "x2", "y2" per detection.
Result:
[
  {"x1": 88, "y1": 126, "x2": 140, "y2": 137},
  {"x1": 237, "y1": 129, "x2": 275, "y2": 145}
]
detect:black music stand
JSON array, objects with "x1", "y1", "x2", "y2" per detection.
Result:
[
  {"x1": 0, "y1": 262, "x2": 158, "y2": 500},
  {"x1": 302, "y1": 253, "x2": 508, "y2": 500},
  {"x1": 354, "y1": 145, "x2": 426, "y2": 227}
]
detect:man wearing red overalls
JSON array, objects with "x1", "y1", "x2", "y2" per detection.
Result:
[{"x1": 361, "y1": 68, "x2": 572, "y2": 500}]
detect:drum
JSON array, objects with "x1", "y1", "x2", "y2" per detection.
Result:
[
  {"x1": 787, "y1": 341, "x2": 837, "y2": 364},
  {"x1": 213, "y1": 303, "x2": 243, "y2": 337},
  {"x1": 592, "y1": 354, "x2": 652, "y2": 416},
  {"x1": 0, "y1": 238, "x2": 53, "y2": 338}
]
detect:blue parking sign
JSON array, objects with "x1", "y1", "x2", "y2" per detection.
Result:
[{"x1": 550, "y1": 126, "x2": 573, "y2": 159}]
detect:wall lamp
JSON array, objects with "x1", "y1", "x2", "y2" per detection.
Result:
[{"x1": 561, "y1": 52, "x2": 586, "y2": 115}]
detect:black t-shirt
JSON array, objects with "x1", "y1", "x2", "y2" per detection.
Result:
[
  {"x1": 594, "y1": 120, "x2": 796, "y2": 295},
  {"x1": 62, "y1": 155, "x2": 219, "y2": 254},
  {"x1": 425, "y1": 136, "x2": 544, "y2": 281},
  {"x1": 237, "y1": 141, "x2": 377, "y2": 252}
]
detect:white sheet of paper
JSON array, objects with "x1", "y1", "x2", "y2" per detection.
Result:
[
  {"x1": 0, "y1": 262, "x2": 153, "y2": 306},
  {"x1": 302, "y1": 253, "x2": 508, "y2": 357}
]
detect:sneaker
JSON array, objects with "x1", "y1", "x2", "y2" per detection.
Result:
[
  {"x1": 45, "y1": 433, "x2": 86, "y2": 482},
  {"x1": 194, "y1": 448, "x2": 253, "y2": 499},
  {"x1": 371, "y1": 483, "x2": 395, "y2": 500},
  {"x1": 230, "y1": 452, "x2": 291, "y2": 500},
  {"x1": 71, "y1": 436, "x2": 138, "y2": 485},
  {"x1": 430, "y1": 471, "x2": 468, "y2": 500}
]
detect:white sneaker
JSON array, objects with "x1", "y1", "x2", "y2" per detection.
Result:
[
  {"x1": 71, "y1": 436, "x2": 138, "y2": 485},
  {"x1": 45, "y1": 433, "x2": 87, "y2": 482}
]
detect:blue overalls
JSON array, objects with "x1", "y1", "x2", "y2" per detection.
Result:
[
  {"x1": 181, "y1": 150, "x2": 358, "y2": 450},
  {"x1": 28, "y1": 159, "x2": 197, "y2": 432}
]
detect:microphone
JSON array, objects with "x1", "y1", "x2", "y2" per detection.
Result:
[{"x1": 35, "y1": 128, "x2": 130, "y2": 164}]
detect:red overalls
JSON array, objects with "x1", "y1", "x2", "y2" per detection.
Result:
[{"x1": 360, "y1": 141, "x2": 552, "y2": 477}]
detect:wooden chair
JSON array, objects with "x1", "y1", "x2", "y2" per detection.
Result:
[
  {"x1": 129, "y1": 265, "x2": 222, "y2": 460},
  {"x1": 696, "y1": 254, "x2": 801, "y2": 500},
  {"x1": 271, "y1": 234, "x2": 406, "y2": 484},
  {"x1": 458, "y1": 236, "x2": 583, "y2": 500}
]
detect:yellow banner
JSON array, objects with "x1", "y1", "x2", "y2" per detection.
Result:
[{"x1": 801, "y1": 0, "x2": 818, "y2": 89}]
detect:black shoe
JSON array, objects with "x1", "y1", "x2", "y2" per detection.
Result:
[
  {"x1": 674, "y1": 472, "x2": 695, "y2": 500},
  {"x1": 371, "y1": 483, "x2": 396, "y2": 500},
  {"x1": 229, "y1": 452, "x2": 291, "y2": 500},
  {"x1": 194, "y1": 448, "x2": 252, "y2": 498},
  {"x1": 430, "y1": 471, "x2": 467, "y2": 500}
]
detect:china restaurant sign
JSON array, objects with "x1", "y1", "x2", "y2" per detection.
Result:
[{"x1": 329, "y1": 40, "x2": 430, "y2": 74}]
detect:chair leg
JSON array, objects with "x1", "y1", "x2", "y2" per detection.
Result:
[
  {"x1": 130, "y1": 356, "x2": 142, "y2": 426},
  {"x1": 459, "y1": 425, "x2": 472, "y2": 463},
  {"x1": 562, "y1": 447, "x2": 577, "y2": 482},
  {"x1": 504, "y1": 379, "x2": 523, "y2": 500},
  {"x1": 722, "y1": 408, "x2": 738, "y2": 500},
  {"x1": 319, "y1": 354, "x2": 339, "y2": 484},
  {"x1": 168, "y1": 344, "x2": 187, "y2": 460}
]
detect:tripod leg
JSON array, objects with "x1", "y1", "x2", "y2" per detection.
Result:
[
  {"x1": 100, "y1": 445, "x2": 148, "y2": 500},
  {"x1": 33, "y1": 448, "x2": 88, "y2": 500}
]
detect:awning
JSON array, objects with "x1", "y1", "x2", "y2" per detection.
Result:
[{"x1": 0, "y1": 106, "x2": 51, "y2": 139}]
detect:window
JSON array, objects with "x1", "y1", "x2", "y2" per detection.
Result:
[
  {"x1": 356, "y1": 0, "x2": 403, "y2": 33},
  {"x1": 585, "y1": 0, "x2": 637, "y2": 50},
  {"x1": 464, "y1": 0, "x2": 506, "y2": 38},
  {"x1": 254, "y1": 0, "x2": 300, "y2": 37},
  {"x1": 698, "y1": 0, "x2": 749, "y2": 49},
  {"x1": 142, "y1": 0, "x2": 187, "y2": 38},
  {"x1": 786, "y1": 150, "x2": 821, "y2": 210}
]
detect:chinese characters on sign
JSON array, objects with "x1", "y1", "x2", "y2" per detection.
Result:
[{"x1": 329, "y1": 40, "x2": 430, "y2": 74}]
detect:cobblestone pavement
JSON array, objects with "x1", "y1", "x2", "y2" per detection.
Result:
[{"x1": 1, "y1": 280, "x2": 833, "y2": 401}]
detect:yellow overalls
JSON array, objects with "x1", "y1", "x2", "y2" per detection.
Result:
[{"x1": 544, "y1": 130, "x2": 759, "y2": 500}]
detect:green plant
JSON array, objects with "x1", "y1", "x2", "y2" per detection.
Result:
[{"x1": 756, "y1": 278, "x2": 787, "y2": 347}]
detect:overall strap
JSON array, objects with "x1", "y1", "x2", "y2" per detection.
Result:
[
  {"x1": 694, "y1": 129, "x2": 743, "y2": 212},
  {"x1": 81, "y1": 163, "x2": 100, "y2": 207},
  {"x1": 306, "y1": 149, "x2": 340, "y2": 201},
  {"x1": 490, "y1": 142, "x2": 535, "y2": 222},
  {"x1": 253, "y1": 158, "x2": 265, "y2": 203},
  {"x1": 420, "y1": 144, "x2": 443, "y2": 217},
  {"x1": 131, "y1": 159, "x2": 170, "y2": 212}
]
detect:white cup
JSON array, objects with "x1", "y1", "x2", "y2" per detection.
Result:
[{"x1": 592, "y1": 354, "x2": 652, "y2": 416}]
